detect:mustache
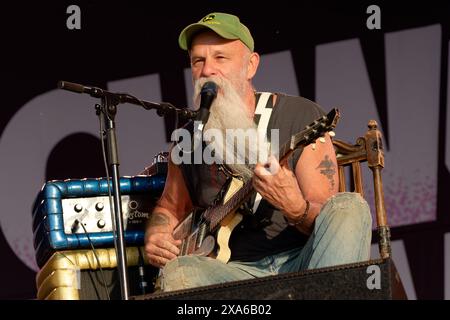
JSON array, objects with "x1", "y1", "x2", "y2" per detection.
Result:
[{"x1": 193, "y1": 77, "x2": 224, "y2": 108}]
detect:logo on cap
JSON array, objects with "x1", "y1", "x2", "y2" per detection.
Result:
[{"x1": 202, "y1": 14, "x2": 215, "y2": 22}]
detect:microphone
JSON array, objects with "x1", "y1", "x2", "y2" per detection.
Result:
[
  {"x1": 58, "y1": 80, "x2": 104, "y2": 97},
  {"x1": 194, "y1": 81, "x2": 218, "y2": 132}
]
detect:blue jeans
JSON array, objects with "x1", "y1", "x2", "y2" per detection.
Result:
[{"x1": 160, "y1": 192, "x2": 372, "y2": 292}]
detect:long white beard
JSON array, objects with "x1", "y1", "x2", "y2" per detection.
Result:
[{"x1": 193, "y1": 76, "x2": 269, "y2": 181}]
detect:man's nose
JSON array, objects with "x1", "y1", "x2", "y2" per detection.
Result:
[{"x1": 200, "y1": 59, "x2": 217, "y2": 77}]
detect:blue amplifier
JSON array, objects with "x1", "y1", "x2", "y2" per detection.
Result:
[{"x1": 32, "y1": 173, "x2": 166, "y2": 268}]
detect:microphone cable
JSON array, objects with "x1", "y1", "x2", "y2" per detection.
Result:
[
  {"x1": 97, "y1": 104, "x2": 117, "y2": 238},
  {"x1": 74, "y1": 219, "x2": 111, "y2": 300}
]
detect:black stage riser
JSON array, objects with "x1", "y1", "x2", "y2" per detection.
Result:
[{"x1": 135, "y1": 258, "x2": 407, "y2": 300}]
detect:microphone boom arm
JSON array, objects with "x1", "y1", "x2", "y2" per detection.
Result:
[{"x1": 58, "y1": 80, "x2": 197, "y2": 119}]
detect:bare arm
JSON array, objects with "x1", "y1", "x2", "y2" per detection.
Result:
[
  {"x1": 144, "y1": 154, "x2": 194, "y2": 267},
  {"x1": 293, "y1": 134, "x2": 338, "y2": 233},
  {"x1": 253, "y1": 133, "x2": 338, "y2": 235}
]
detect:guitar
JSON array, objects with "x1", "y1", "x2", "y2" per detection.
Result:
[{"x1": 172, "y1": 108, "x2": 341, "y2": 263}]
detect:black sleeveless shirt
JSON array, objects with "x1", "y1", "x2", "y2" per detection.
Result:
[{"x1": 178, "y1": 93, "x2": 325, "y2": 262}]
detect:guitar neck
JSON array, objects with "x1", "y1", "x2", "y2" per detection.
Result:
[{"x1": 205, "y1": 179, "x2": 253, "y2": 230}]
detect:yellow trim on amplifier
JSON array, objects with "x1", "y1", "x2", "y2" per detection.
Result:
[{"x1": 36, "y1": 247, "x2": 145, "y2": 300}]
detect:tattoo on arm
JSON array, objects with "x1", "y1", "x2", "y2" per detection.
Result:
[
  {"x1": 148, "y1": 212, "x2": 170, "y2": 227},
  {"x1": 316, "y1": 155, "x2": 336, "y2": 191}
]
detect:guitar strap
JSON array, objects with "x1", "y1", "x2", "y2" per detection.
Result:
[
  {"x1": 214, "y1": 92, "x2": 274, "y2": 214},
  {"x1": 252, "y1": 92, "x2": 273, "y2": 213}
]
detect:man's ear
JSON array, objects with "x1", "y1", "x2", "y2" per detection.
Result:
[{"x1": 246, "y1": 52, "x2": 260, "y2": 80}]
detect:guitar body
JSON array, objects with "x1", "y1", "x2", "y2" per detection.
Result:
[
  {"x1": 214, "y1": 176, "x2": 244, "y2": 262},
  {"x1": 216, "y1": 211, "x2": 243, "y2": 263},
  {"x1": 173, "y1": 177, "x2": 245, "y2": 261}
]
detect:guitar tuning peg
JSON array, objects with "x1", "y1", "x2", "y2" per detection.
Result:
[
  {"x1": 311, "y1": 143, "x2": 316, "y2": 150},
  {"x1": 319, "y1": 137, "x2": 326, "y2": 143},
  {"x1": 329, "y1": 131, "x2": 336, "y2": 137}
]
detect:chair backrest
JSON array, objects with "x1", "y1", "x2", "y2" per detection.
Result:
[{"x1": 332, "y1": 120, "x2": 391, "y2": 259}]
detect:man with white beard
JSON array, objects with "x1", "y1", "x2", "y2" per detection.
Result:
[{"x1": 144, "y1": 12, "x2": 372, "y2": 292}]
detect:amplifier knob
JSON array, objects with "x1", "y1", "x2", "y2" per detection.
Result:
[
  {"x1": 97, "y1": 219, "x2": 106, "y2": 228},
  {"x1": 95, "y1": 202, "x2": 104, "y2": 211},
  {"x1": 74, "y1": 204, "x2": 83, "y2": 213}
]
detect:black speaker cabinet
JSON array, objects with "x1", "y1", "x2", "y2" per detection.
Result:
[
  {"x1": 75, "y1": 265, "x2": 158, "y2": 300},
  {"x1": 134, "y1": 258, "x2": 406, "y2": 300}
]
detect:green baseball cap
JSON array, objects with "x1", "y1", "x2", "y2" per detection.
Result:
[{"x1": 178, "y1": 12, "x2": 254, "y2": 52}]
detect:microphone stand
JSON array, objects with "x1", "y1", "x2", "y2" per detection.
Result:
[
  {"x1": 96, "y1": 93, "x2": 130, "y2": 300},
  {"x1": 58, "y1": 80, "x2": 196, "y2": 300}
]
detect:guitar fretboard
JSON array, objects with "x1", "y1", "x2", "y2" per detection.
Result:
[{"x1": 204, "y1": 179, "x2": 253, "y2": 230}]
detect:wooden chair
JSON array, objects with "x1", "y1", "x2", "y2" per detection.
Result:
[
  {"x1": 332, "y1": 120, "x2": 391, "y2": 260},
  {"x1": 330, "y1": 120, "x2": 407, "y2": 299}
]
